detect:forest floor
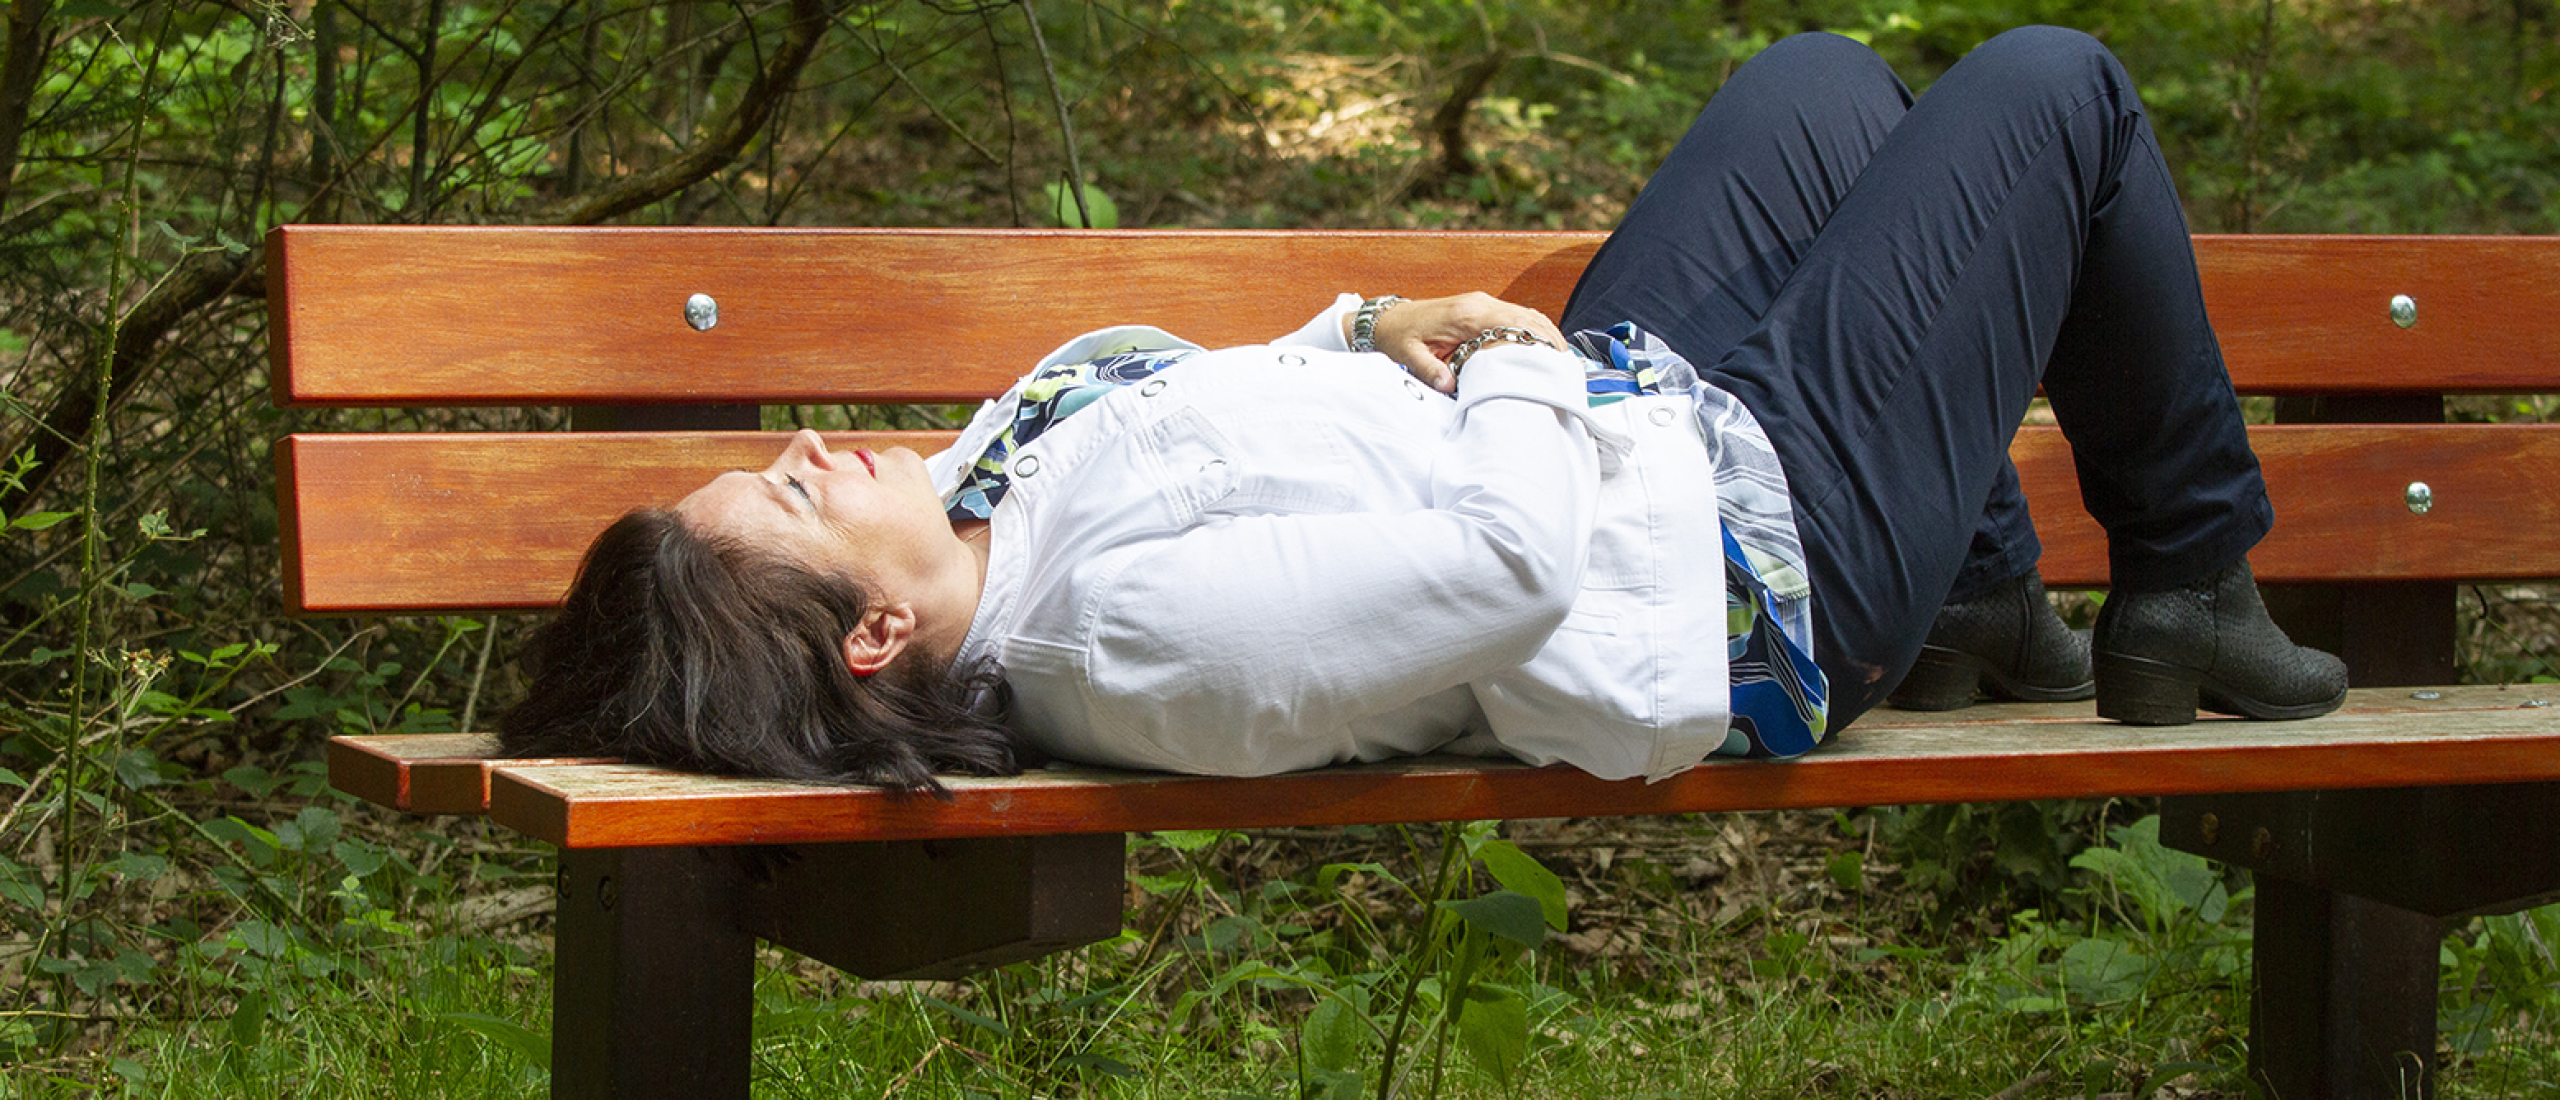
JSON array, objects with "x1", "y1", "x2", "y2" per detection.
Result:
[{"x1": 14, "y1": 741, "x2": 2560, "y2": 1098}]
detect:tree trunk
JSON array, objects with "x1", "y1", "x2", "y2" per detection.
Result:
[
  {"x1": 0, "y1": 0, "x2": 54, "y2": 215},
  {"x1": 310, "y1": 0, "x2": 339, "y2": 201},
  {"x1": 1406, "y1": 49, "x2": 1505, "y2": 199}
]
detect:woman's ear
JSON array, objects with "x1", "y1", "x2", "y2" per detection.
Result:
[{"x1": 841, "y1": 602, "x2": 917, "y2": 677}]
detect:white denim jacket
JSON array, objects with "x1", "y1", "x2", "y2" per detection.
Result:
[{"x1": 930, "y1": 296, "x2": 1733, "y2": 782}]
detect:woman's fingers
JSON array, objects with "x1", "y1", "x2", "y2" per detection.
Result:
[
  {"x1": 1370, "y1": 292, "x2": 1563, "y2": 393},
  {"x1": 1382, "y1": 333, "x2": 1458, "y2": 391}
]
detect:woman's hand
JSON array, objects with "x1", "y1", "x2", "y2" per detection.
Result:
[{"x1": 1361, "y1": 292, "x2": 1568, "y2": 394}]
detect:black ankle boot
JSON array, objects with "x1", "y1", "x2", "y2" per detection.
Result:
[
  {"x1": 1888, "y1": 571, "x2": 2093, "y2": 711},
  {"x1": 2093, "y1": 560, "x2": 2349, "y2": 725}
]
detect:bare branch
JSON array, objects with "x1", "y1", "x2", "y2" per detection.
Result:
[
  {"x1": 0, "y1": 251, "x2": 257, "y2": 517},
  {"x1": 540, "y1": 0, "x2": 830, "y2": 226}
]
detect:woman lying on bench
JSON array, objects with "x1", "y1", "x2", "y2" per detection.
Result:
[{"x1": 502, "y1": 27, "x2": 2347, "y2": 791}]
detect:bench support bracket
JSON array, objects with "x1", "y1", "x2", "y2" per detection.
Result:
[
  {"x1": 745, "y1": 832, "x2": 1127, "y2": 979},
  {"x1": 549, "y1": 834, "x2": 1126, "y2": 1098}
]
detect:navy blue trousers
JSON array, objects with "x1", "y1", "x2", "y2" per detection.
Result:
[{"x1": 1562, "y1": 28, "x2": 2272, "y2": 728}]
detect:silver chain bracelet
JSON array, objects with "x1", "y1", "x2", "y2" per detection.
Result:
[
  {"x1": 1351, "y1": 296, "x2": 1406, "y2": 353},
  {"x1": 1446, "y1": 326, "x2": 1557, "y2": 373}
]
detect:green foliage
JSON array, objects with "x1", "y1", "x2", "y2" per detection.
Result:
[
  {"x1": 3, "y1": 0, "x2": 2557, "y2": 1090},
  {"x1": 1046, "y1": 180, "x2": 1120, "y2": 228},
  {"x1": 1876, "y1": 798, "x2": 2124, "y2": 922}
]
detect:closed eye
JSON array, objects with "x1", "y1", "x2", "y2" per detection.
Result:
[{"x1": 783, "y1": 475, "x2": 814, "y2": 510}]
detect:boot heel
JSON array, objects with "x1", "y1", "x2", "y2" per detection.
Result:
[
  {"x1": 2096, "y1": 653, "x2": 2202, "y2": 725},
  {"x1": 1888, "y1": 646, "x2": 1986, "y2": 711}
]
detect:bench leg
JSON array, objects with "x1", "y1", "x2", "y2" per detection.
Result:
[
  {"x1": 2166, "y1": 784, "x2": 2560, "y2": 1100},
  {"x1": 553, "y1": 847, "x2": 755, "y2": 1100},
  {"x1": 2250, "y1": 875, "x2": 2443, "y2": 1100}
]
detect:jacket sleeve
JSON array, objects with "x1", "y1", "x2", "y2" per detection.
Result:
[
  {"x1": 1270, "y1": 293, "x2": 1361, "y2": 351},
  {"x1": 1069, "y1": 343, "x2": 1603, "y2": 775}
]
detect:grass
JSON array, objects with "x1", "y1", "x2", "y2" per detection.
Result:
[{"x1": 10, "y1": 797, "x2": 2560, "y2": 1099}]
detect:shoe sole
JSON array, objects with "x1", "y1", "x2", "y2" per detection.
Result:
[
  {"x1": 1888, "y1": 644, "x2": 2096, "y2": 711},
  {"x1": 2094, "y1": 651, "x2": 2350, "y2": 725}
]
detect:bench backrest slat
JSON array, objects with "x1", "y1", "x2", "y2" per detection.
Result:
[
  {"x1": 268, "y1": 229, "x2": 2560, "y2": 405},
  {"x1": 280, "y1": 423, "x2": 2560, "y2": 614},
  {"x1": 278, "y1": 430, "x2": 947, "y2": 613}
]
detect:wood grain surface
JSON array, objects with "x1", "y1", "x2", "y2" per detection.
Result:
[
  {"x1": 328, "y1": 733, "x2": 607, "y2": 814},
  {"x1": 279, "y1": 423, "x2": 2560, "y2": 614},
  {"x1": 336, "y1": 712, "x2": 2067, "y2": 818},
  {"x1": 279, "y1": 430, "x2": 953, "y2": 613},
  {"x1": 469, "y1": 685, "x2": 2560, "y2": 848},
  {"x1": 268, "y1": 228, "x2": 2560, "y2": 405}
]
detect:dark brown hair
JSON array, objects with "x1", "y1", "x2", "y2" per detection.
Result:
[{"x1": 499, "y1": 508, "x2": 1024, "y2": 795}]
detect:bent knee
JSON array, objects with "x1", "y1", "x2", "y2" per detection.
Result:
[
  {"x1": 1723, "y1": 31, "x2": 1907, "y2": 113},
  {"x1": 1757, "y1": 31, "x2": 1896, "y2": 80},
  {"x1": 1964, "y1": 25, "x2": 2136, "y2": 106}
]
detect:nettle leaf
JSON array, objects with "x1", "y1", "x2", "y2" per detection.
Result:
[
  {"x1": 114, "y1": 747, "x2": 167, "y2": 790},
  {"x1": 1148, "y1": 829, "x2": 1227, "y2": 853},
  {"x1": 2059, "y1": 937, "x2": 2151, "y2": 1005},
  {"x1": 333, "y1": 838, "x2": 386, "y2": 879},
  {"x1": 1438, "y1": 890, "x2": 1547, "y2": 949},
  {"x1": 228, "y1": 990, "x2": 270, "y2": 1050},
  {"x1": 111, "y1": 852, "x2": 171, "y2": 882},
  {"x1": 231, "y1": 920, "x2": 294, "y2": 958},
  {"x1": 1300, "y1": 994, "x2": 1365, "y2": 1073},
  {"x1": 1455, "y1": 984, "x2": 1530, "y2": 1084},
  {"x1": 1475, "y1": 840, "x2": 1568, "y2": 931},
  {"x1": 295, "y1": 807, "x2": 341, "y2": 851},
  {"x1": 0, "y1": 859, "x2": 46, "y2": 909},
  {"x1": 223, "y1": 765, "x2": 282, "y2": 798},
  {"x1": 2075, "y1": 816, "x2": 2227, "y2": 926}
]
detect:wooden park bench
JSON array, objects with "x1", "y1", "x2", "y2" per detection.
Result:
[{"x1": 274, "y1": 226, "x2": 2560, "y2": 1100}]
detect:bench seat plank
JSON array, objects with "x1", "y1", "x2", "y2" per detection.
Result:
[
  {"x1": 327, "y1": 733, "x2": 609, "y2": 814},
  {"x1": 471, "y1": 686, "x2": 2560, "y2": 848},
  {"x1": 281, "y1": 423, "x2": 2560, "y2": 613},
  {"x1": 269, "y1": 228, "x2": 2560, "y2": 405},
  {"x1": 320, "y1": 695, "x2": 2131, "y2": 816}
]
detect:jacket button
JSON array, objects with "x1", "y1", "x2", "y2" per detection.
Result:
[
  {"x1": 1278, "y1": 353, "x2": 1305, "y2": 367},
  {"x1": 1405, "y1": 379, "x2": 1426, "y2": 399},
  {"x1": 1140, "y1": 379, "x2": 1167, "y2": 397},
  {"x1": 1649, "y1": 406, "x2": 1677, "y2": 426},
  {"x1": 1013, "y1": 455, "x2": 1041, "y2": 477},
  {"x1": 1200, "y1": 459, "x2": 1227, "y2": 474}
]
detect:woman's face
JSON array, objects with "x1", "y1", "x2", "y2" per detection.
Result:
[{"x1": 675, "y1": 430, "x2": 958, "y2": 584}]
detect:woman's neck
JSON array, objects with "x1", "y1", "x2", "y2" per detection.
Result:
[{"x1": 925, "y1": 519, "x2": 996, "y2": 674}]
